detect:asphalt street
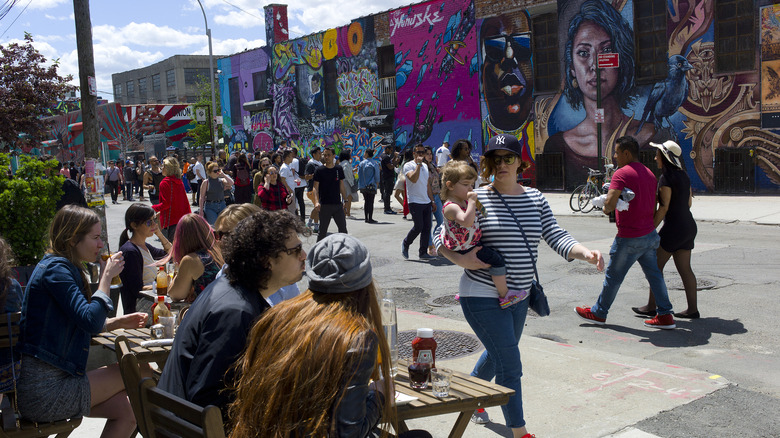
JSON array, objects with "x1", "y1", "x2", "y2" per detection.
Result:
[{"x1": 80, "y1": 191, "x2": 780, "y2": 437}]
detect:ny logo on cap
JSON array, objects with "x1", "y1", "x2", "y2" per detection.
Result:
[{"x1": 495, "y1": 135, "x2": 505, "y2": 145}]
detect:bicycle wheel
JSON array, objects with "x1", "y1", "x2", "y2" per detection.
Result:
[
  {"x1": 569, "y1": 185, "x2": 585, "y2": 212},
  {"x1": 578, "y1": 183, "x2": 598, "y2": 213}
]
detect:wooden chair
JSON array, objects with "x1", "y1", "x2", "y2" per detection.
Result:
[
  {"x1": 115, "y1": 336, "x2": 151, "y2": 437},
  {"x1": 0, "y1": 312, "x2": 82, "y2": 438},
  {"x1": 138, "y1": 378, "x2": 226, "y2": 438}
]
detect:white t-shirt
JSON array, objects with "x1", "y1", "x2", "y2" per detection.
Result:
[
  {"x1": 280, "y1": 163, "x2": 298, "y2": 191},
  {"x1": 403, "y1": 161, "x2": 430, "y2": 204},
  {"x1": 192, "y1": 161, "x2": 205, "y2": 182},
  {"x1": 291, "y1": 158, "x2": 300, "y2": 176},
  {"x1": 436, "y1": 146, "x2": 451, "y2": 167}
]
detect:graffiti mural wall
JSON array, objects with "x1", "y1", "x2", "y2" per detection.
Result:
[
  {"x1": 534, "y1": 0, "x2": 779, "y2": 191},
  {"x1": 389, "y1": 0, "x2": 481, "y2": 155}
]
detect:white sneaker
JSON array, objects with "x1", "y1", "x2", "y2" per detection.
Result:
[{"x1": 471, "y1": 408, "x2": 490, "y2": 424}]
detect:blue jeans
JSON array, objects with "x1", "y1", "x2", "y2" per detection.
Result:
[
  {"x1": 429, "y1": 194, "x2": 444, "y2": 246},
  {"x1": 203, "y1": 200, "x2": 226, "y2": 225},
  {"x1": 460, "y1": 296, "x2": 528, "y2": 428},
  {"x1": 592, "y1": 230, "x2": 673, "y2": 318}
]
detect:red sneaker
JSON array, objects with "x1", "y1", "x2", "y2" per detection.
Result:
[
  {"x1": 644, "y1": 313, "x2": 676, "y2": 329},
  {"x1": 574, "y1": 306, "x2": 606, "y2": 325}
]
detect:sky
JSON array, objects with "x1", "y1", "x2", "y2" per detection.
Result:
[{"x1": 0, "y1": 0, "x2": 409, "y2": 102}]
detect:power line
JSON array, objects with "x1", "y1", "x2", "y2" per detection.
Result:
[{"x1": 0, "y1": 0, "x2": 32, "y2": 39}]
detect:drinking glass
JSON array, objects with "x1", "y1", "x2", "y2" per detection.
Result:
[
  {"x1": 431, "y1": 367, "x2": 452, "y2": 398},
  {"x1": 158, "y1": 316, "x2": 175, "y2": 338}
]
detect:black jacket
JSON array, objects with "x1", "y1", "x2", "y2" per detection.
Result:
[{"x1": 157, "y1": 275, "x2": 270, "y2": 414}]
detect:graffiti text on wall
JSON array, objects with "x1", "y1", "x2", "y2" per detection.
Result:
[
  {"x1": 337, "y1": 69, "x2": 380, "y2": 114},
  {"x1": 390, "y1": 4, "x2": 444, "y2": 37}
]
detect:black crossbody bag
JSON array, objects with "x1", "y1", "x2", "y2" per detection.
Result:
[{"x1": 488, "y1": 186, "x2": 551, "y2": 317}]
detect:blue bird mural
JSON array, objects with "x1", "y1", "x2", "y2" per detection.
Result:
[{"x1": 635, "y1": 55, "x2": 694, "y2": 135}]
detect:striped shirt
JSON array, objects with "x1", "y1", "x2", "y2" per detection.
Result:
[{"x1": 434, "y1": 187, "x2": 578, "y2": 298}]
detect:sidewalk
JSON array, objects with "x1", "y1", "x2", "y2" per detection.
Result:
[
  {"x1": 541, "y1": 192, "x2": 780, "y2": 226},
  {"x1": 396, "y1": 309, "x2": 727, "y2": 438}
]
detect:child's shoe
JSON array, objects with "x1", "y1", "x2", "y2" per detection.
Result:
[{"x1": 498, "y1": 290, "x2": 528, "y2": 309}]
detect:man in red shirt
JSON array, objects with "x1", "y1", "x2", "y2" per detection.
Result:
[{"x1": 576, "y1": 136, "x2": 676, "y2": 329}]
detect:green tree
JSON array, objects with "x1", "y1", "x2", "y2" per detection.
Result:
[
  {"x1": 187, "y1": 74, "x2": 223, "y2": 147},
  {"x1": 0, "y1": 33, "x2": 77, "y2": 147},
  {"x1": 0, "y1": 153, "x2": 64, "y2": 266}
]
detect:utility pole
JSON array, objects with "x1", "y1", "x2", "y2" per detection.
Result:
[
  {"x1": 73, "y1": 0, "x2": 98, "y2": 159},
  {"x1": 73, "y1": 0, "x2": 109, "y2": 250}
]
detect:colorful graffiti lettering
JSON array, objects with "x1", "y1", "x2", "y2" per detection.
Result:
[
  {"x1": 336, "y1": 69, "x2": 380, "y2": 115},
  {"x1": 271, "y1": 81, "x2": 300, "y2": 139},
  {"x1": 273, "y1": 36, "x2": 323, "y2": 81},
  {"x1": 389, "y1": 4, "x2": 445, "y2": 37}
]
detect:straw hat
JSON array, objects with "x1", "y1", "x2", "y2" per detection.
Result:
[{"x1": 649, "y1": 140, "x2": 682, "y2": 168}]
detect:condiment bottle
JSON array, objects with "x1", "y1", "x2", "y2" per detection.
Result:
[
  {"x1": 411, "y1": 327, "x2": 437, "y2": 368},
  {"x1": 152, "y1": 295, "x2": 172, "y2": 324},
  {"x1": 156, "y1": 266, "x2": 169, "y2": 296}
]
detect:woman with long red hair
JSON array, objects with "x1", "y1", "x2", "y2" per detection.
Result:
[
  {"x1": 229, "y1": 234, "x2": 430, "y2": 438},
  {"x1": 165, "y1": 213, "x2": 223, "y2": 302}
]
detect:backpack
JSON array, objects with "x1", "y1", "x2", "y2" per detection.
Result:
[{"x1": 235, "y1": 164, "x2": 251, "y2": 186}]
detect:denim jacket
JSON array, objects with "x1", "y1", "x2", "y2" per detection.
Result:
[{"x1": 18, "y1": 254, "x2": 113, "y2": 377}]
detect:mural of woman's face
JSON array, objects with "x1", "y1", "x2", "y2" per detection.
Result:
[{"x1": 570, "y1": 20, "x2": 619, "y2": 103}]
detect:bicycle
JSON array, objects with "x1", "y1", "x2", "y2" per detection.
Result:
[{"x1": 569, "y1": 164, "x2": 614, "y2": 213}]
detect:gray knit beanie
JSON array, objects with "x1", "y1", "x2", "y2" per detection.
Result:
[{"x1": 305, "y1": 234, "x2": 373, "y2": 293}]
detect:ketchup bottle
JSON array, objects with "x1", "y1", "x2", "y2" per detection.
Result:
[{"x1": 411, "y1": 328, "x2": 437, "y2": 368}]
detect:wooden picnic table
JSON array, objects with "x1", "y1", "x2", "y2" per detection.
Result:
[
  {"x1": 394, "y1": 360, "x2": 514, "y2": 438},
  {"x1": 91, "y1": 327, "x2": 171, "y2": 368}
]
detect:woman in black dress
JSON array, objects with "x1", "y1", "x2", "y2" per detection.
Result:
[{"x1": 632, "y1": 141, "x2": 699, "y2": 318}]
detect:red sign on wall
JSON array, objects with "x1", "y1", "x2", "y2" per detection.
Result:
[{"x1": 597, "y1": 53, "x2": 619, "y2": 68}]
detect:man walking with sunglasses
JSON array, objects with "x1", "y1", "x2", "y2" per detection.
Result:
[
  {"x1": 159, "y1": 210, "x2": 308, "y2": 416},
  {"x1": 402, "y1": 143, "x2": 437, "y2": 260}
]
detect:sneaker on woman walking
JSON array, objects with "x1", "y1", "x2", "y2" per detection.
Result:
[
  {"x1": 643, "y1": 313, "x2": 676, "y2": 329},
  {"x1": 471, "y1": 408, "x2": 490, "y2": 424}
]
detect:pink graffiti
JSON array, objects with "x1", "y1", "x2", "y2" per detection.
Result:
[{"x1": 250, "y1": 112, "x2": 273, "y2": 132}]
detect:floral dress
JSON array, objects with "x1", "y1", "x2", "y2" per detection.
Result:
[{"x1": 441, "y1": 201, "x2": 482, "y2": 252}]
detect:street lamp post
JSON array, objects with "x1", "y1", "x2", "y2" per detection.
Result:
[{"x1": 195, "y1": 0, "x2": 218, "y2": 158}]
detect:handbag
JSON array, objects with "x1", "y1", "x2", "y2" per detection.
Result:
[
  {"x1": 361, "y1": 183, "x2": 377, "y2": 195},
  {"x1": 489, "y1": 186, "x2": 550, "y2": 317}
]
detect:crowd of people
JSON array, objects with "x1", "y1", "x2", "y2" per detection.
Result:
[{"x1": 3, "y1": 132, "x2": 700, "y2": 438}]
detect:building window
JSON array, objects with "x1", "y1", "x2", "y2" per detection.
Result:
[
  {"x1": 252, "y1": 71, "x2": 268, "y2": 100},
  {"x1": 532, "y1": 13, "x2": 560, "y2": 93},
  {"x1": 229, "y1": 77, "x2": 241, "y2": 118},
  {"x1": 152, "y1": 74, "x2": 160, "y2": 91},
  {"x1": 126, "y1": 81, "x2": 135, "y2": 98},
  {"x1": 716, "y1": 0, "x2": 755, "y2": 73},
  {"x1": 138, "y1": 77, "x2": 147, "y2": 97},
  {"x1": 187, "y1": 96, "x2": 199, "y2": 103},
  {"x1": 168, "y1": 95, "x2": 177, "y2": 103},
  {"x1": 323, "y1": 60, "x2": 339, "y2": 117},
  {"x1": 634, "y1": 0, "x2": 667, "y2": 82},
  {"x1": 114, "y1": 84, "x2": 122, "y2": 98},
  {"x1": 167, "y1": 69, "x2": 176, "y2": 88},
  {"x1": 377, "y1": 45, "x2": 395, "y2": 78},
  {"x1": 185, "y1": 68, "x2": 211, "y2": 85}
]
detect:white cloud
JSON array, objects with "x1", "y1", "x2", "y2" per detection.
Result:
[
  {"x1": 214, "y1": 10, "x2": 263, "y2": 29},
  {"x1": 191, "y1": 37, "x2": 265, "y2": 57},
  {"x1": 93, "y1": 22, "x2": 205, "y2": 48},
  {"x1": 44, "y1": 14, "x2": 70, "y2": 21},
  {"x1": 29, "y1": 0, "x2": 68, "y2": 10}
]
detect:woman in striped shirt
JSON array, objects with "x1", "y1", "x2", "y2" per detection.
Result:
[{"x1": 434, "y1": 134, "x2": 604, "y2": 438}]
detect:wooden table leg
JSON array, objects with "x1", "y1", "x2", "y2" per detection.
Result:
[
  {"x1": 397, "y1": 420, "x2": 410, "y2": 434},
  {"x1": 447, "y1": 411, "x2": 472, "y2": 438}
]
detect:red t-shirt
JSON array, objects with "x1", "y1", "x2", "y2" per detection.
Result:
[{"x1": 609, "y1": 162, "x2": 657, "y2": 238}]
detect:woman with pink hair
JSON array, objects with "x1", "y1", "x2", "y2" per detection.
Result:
[{"x1": 164, "y1": 214, "x2": 224, "y2": 302}]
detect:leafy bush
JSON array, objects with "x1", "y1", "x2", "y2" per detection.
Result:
[{"x1": 0, "y1": 153, "x2": 63, "y2": 266}]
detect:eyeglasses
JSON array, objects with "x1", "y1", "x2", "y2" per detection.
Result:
[
  {"x1": 215, "y1": 230, "x2": 230, "y2": 240},
  {"x1": 491, "y1": 154, "x2": 518, "y2": 165},
  {"x1": 280, "y1": 243, "x2": 303, "y2": 257},
  {"x1": 144, "y1": 219, "x2": 155, "y2": 227}
]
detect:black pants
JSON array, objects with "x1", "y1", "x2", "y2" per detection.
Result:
[
  {"x1": 162, "y1": 223, "x2": 176, "y2": 242},
  {"x1": 124, "y1": 182, "x2": 134, "y2": 200},
  {"x1": 380, "y1": 177, "x2": 394, "y2": 212},
  {"x1": 318, "y1": 203, "x2": 347, "y2": 242},
  {"x1": 404, "y1": 202, "x2": 432, "y2": 256},
  {"x1": 362, "y1": 190, "x2": 376, "y2": 221},
  {"x1": 191, "y1": 179, "x2": 199, "y2": 201},
  {"x1": 295, "y1": 187, "x2": 306, "y2": 222},
  {"x1": 106, "y1": 180, "x2": 119, "y2": 202}
]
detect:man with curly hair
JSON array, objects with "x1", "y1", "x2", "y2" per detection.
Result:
[{"x1": 158, "y1": 209, "x2": 309, "y2": 415}]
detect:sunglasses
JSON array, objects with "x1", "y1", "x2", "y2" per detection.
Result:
[
  {"x1": 491, "y1": 154, "x2": 518, "y2": 165},
  {"x1": 281, "y1": 243, "x2": 303, "y2": 257},
  {"x1": 215, "y1": 230, "x2": 231, "y2": 240},
  {"x1": 145, "y1": 219, "x2": 155, "y2": 227},
  {"x1": 484, "y1": 34, "x2": 532, "y2": 62}
]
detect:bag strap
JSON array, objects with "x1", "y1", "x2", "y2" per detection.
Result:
[{"x1": 487, "y1": 186, "x2": 541, "y2": 284}]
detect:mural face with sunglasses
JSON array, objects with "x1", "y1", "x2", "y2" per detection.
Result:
[{"x1": 480, "y1": 15, "x2": 534, "y2": 132}]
